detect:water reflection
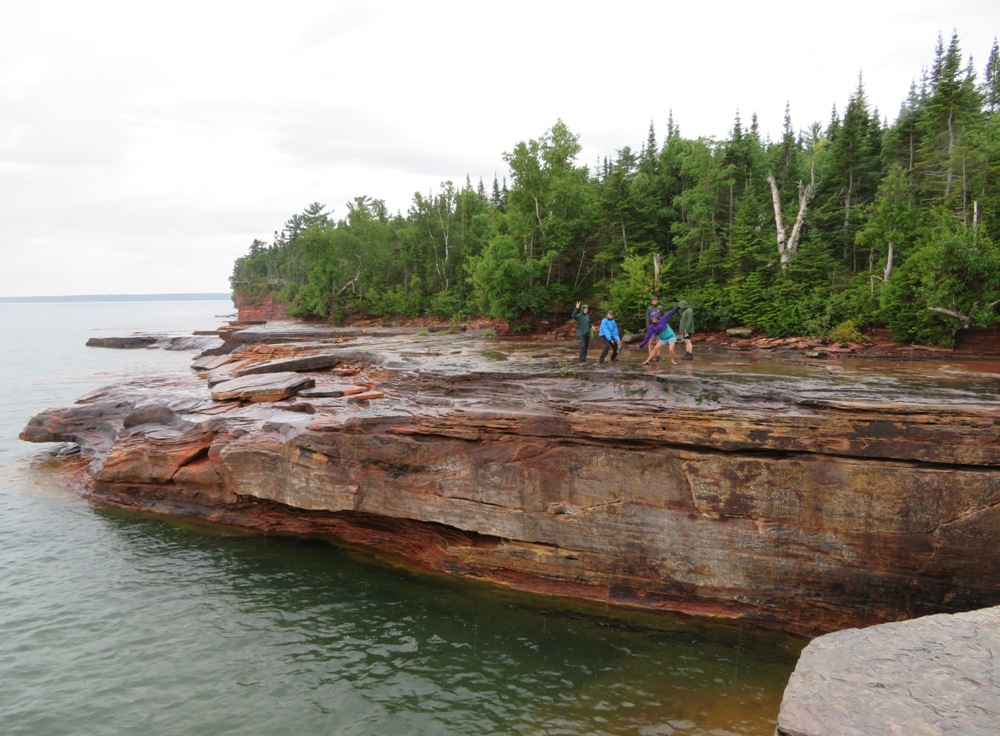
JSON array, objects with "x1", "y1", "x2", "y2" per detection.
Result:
[{"x1": 72, "y1": 505, "x2": 802, "y2": 735}]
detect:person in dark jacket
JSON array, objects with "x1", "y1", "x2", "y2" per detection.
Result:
[
  {"x1": 597, "y1": 309, "x2": 622, "y2": 363},
  {"x1": 645, "y1": 296, "x2": 660, "y2": 329},
  {"x1": 678, "y1": 301, "x2": 695, "y2": 359},
  {"x1": 571, "y1": 302, "x2": 592, "y2": 363}
]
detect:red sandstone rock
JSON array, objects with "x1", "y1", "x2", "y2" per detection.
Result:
[
  {"x1": 20, "y1": 325, "x2": 1000, "y2": 636},
  {"x1": 211, "y1": 372, "x2": 315, "y2": 402}
]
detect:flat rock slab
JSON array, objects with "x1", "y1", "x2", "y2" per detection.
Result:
[
  {"x1": 211, "y1": 372, "x2": 315, "y2": 402},
  {"x1": 87, "y1": 335, "x2": 158, "y2": 349},
  {"x1": 298, "y1": 383, "x2": 369, "y2": 399},
  {"x1": 234, "y1": 353, "x2": 341, "y2": 376},
  {"x1": 776, "y1": 606, "x2": 1000, "y2": 736},
  {"x1": 205, "y1": 359, "x2": 253, "y2": 386},
  {"x1": 193, "y1": 353, "x2": 234, "y2": 372},
  {"x1": 347, "y1": 391, "x2": 384, "y2": 402}
]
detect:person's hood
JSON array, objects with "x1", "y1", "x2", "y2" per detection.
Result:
[{"x1": 678, "y1": 301, "x2": 688, "y2": 309}]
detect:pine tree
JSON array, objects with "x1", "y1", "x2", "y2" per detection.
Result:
[
  {"x1": 982, "y1": 37, "x2": 1000, "y2": 113},
  {"x1": 815, "y1": 75, "x2": 883, "y2": 270},
  {"x1": 916, "y1": 32, "x2": 985, "y2": 207}
]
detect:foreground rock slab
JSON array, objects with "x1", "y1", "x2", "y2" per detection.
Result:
[{"x1": 776, "y1": 606, "x2": 1000, "y2": 736}]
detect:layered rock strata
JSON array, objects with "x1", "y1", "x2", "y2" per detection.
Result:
[{"x1": 21, "y1": 325, "x2": 1000, "y2": 636}]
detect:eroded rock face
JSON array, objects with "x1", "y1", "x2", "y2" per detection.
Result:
[{"x1": 20, "y1": 325, "x2": 1000, "y2": 635}]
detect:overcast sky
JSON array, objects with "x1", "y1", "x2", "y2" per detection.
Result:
[{"x1": 1, "y1": 0, "x2": 997, "y2": 297}]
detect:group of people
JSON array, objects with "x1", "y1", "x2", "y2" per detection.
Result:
[{"x1": 571, "y1": 296, "x2": 694, "y2": 365}]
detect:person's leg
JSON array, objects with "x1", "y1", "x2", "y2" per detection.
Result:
[
  {"x1": 610, "y1": 341, "x2": 620, "y2": 360},
  {"x1": 579, "y1": 335, "x2": 590, "y2": 363},
  {"x1": 668, "y1": 340, "x2": 677, "y2": 365},
  {"x1": 643, "y1": 342, "x2": 661, "y2": 364},
  {"x1": 599, "y1": 338, "x2": 611, "y2": 363},
  {"x1": 683, "y1": 334, "x2": 693, "y2": 359}
]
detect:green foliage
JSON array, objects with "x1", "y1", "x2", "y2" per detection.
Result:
[
  {"x1": 469, "y1": 235, "x2": 548, "y2": 319},
  {"x1": 605, "y1": 254, "x2": 654, "y2": 331},
  {"x1": 229, "y1": 37, "x2": 1000, "y2": 346},
  {"x1": 428, "y1": 290, "x2": 472, "y2": 320},
  {"x1": 881, "y1": 219, "x2": 1000, "y2": 344},
  {"x1": 366, "y1": 281, "x2": 425, "y2": 318},
  {"x1": 829, "y1": 319, "x2": 864, "y2": 343}
]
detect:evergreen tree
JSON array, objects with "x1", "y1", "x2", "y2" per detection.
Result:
[
  {"x1": 984, "y1": 38, "x2": 1000, "y2": 113},
  {"x1": 915, "y1": 32, "x2": 985, "y2": 210}
]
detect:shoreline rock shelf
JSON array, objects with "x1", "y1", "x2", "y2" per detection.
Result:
[
  {"x1": 776, "y1": 605, "x2": 1000, "y2": 735},
  {"x1": 20, "y1": 322, "x2": 1000, "y2": 637}
]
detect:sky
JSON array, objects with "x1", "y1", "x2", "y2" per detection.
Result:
[{"x1": 1, "y1": 0, "x2": 998, "y2": 297}]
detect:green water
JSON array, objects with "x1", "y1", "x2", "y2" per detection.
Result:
[{"x1": 0, "y1": 301, "x2": 802, "y2": 735}]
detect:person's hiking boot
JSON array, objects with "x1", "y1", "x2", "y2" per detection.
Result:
[
  {"x1": 655, "y1": 356, "x2": 661, "y2": 362},
  {"x1": 682, "y1": 352, "x2": 693, "y2": 360}
]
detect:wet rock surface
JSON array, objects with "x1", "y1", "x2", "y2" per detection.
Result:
[
  {"x1": 776, "y1": 606, "x2": 1000, "y2": 735},
  {"x1": 20, "y1": 321, "x2": 1000, "y2": 636},
  {"x1": 86, "y1": 332, "x2": 223, "y2": 351}
]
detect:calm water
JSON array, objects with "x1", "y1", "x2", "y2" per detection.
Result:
[{"x1": 0, "y1": 300, "x2": 801, "y2": 736}]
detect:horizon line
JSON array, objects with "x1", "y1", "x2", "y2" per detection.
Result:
[{"x1": 0, "y1": 292, "x2": 232, "y2": 303}]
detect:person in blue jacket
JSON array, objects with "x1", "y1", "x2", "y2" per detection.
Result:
[
  {"x1": 597, "y1": 309, "x2": 622, "y2": 363},
  {"x1": 639, "y1": 306, "x2": 680, "y2": 365}
]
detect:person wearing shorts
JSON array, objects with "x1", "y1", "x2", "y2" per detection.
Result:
[{"x1": 646, "y1": 322, "x2": 677, "y2": 365}]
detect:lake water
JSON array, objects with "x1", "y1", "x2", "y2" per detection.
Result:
[{"x1": 0, "y1": 300, "x2": 801, "y2": 736}]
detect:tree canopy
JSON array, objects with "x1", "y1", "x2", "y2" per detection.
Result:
[{"x1": 232, "y1": 34, "x2": 1000, "y2": 346}]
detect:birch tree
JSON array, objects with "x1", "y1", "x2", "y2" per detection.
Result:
[{"x1": 767, "y1": 165, "x2": 816, "y2": 268}]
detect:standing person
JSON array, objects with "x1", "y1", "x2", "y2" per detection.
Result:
[
  {"x1": 571, "y1": 302, "x2": 592, "y2": 364},
  {"x1": 598, "y1": 309, "x2": 622, "y2": 363},
  {"x1": 678, "y1": 300, "x2": 695, "y2": 359},
  {"x1": 645, "y1": 296, "x2": 660, "y2": 329}
]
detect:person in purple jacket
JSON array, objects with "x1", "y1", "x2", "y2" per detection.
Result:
[{"x1": 639, "y1": 306, "x2": 680, "y2": 365}]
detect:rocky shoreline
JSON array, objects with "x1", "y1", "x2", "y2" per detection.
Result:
[
  {"x1": 21, "y1": 319, "x2": 1000, "y2": 732},
  {"x1": 21, "y1": 319, "x2": 1000, "y2": 640}
]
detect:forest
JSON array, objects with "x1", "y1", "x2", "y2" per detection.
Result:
[{"x1": 230, "y1": 33, "x2": 1000, "y2": 346}]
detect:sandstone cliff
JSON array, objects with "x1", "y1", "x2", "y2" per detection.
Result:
[{"x1": 21, "y1": 323, "x2": 1000, "y2": 636}]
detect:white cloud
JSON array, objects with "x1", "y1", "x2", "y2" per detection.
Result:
[{"x1": 1, "y1": 0, "x2": 998, "y2": 296}]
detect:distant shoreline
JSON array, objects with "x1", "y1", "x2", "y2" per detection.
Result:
[{"x1": 0, "y1": 293, "x2": 232, "y2": 303}]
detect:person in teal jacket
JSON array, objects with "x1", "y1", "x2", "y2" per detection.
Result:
[
  {"x1": 597, "y1": 309, "x2": 622, "y2": 363},
  {"x1": 571, "y1": 302, "x2": 592, "y2": 363}
]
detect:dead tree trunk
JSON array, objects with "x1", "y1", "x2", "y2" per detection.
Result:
[{"x1": 767, "y1": 167, "x2": 817, "y2": 269}]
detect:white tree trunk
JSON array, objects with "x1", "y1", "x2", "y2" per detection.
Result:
[
  {"x1": 769, "y1": 167, "x2": 817, "y2": 269},
  {"x1": 767, "y1": 172, "x2": 787, "y2": 263},
  {"x1": 927, "y1": 306, "x2": 971, "y2": 327}
]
